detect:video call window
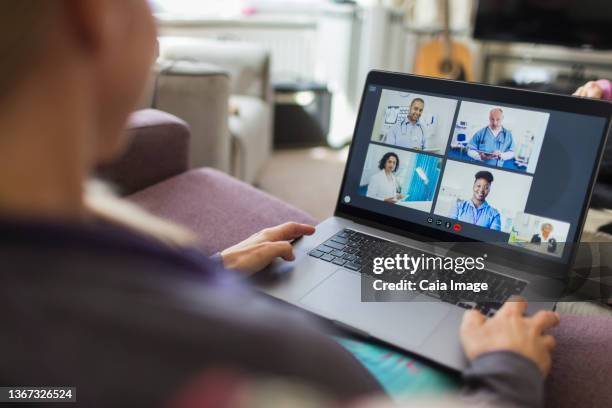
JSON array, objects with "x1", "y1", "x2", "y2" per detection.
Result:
[
  {"x1": 434, "y1": 160, "x2": 533, "y2": 232},
  {"x1": 508, "y1": 213, "x2": 570, "y2": 258},
  {"x1": 448, "y1": 101, "x2": 550, "y2": 174},
  {"x1": 359, "y1": 143, "x2": 442, "y2": 213},
  {"x1": 370, "y1": 90, "x2": 457, "y2": 155}
]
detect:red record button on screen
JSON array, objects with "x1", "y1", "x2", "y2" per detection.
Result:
[{"x1": 453, "y1": 223, "x2": 461, "y2": 232}]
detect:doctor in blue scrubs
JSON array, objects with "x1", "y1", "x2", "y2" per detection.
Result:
[
  {"x1": 450, "y1": 170, "x2": 501, "y2": 230},
  {"x1": 467, "y1": 108, "x2": 514, "y2": 167},
  {"x1": 385, "y1": 98, "x2": 428, "y2": 149}
]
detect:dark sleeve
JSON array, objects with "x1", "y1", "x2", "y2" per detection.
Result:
[
  {"x1": 461, "y1": 351, "x2": 544, "y2": 408},
  {"x1": 209, "y1": 252, "x2": 223, "y2": 265},
  {"x1": 531, "y1": 234, "x2": 540, "y2": 243}
]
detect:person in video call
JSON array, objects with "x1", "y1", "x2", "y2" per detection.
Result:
[
  {"x1": 531, "y1": 222, "x2": 558, "y2": 253},
  {"x1": 0, "y1": 1, "x2": 564, "y2": 407},
  {"x1": 385, "y1": 97, "x2": 429, "y2": 149},
  {"x1": 451, "y1": 171, "x2": 502, "y2": 231},
  {"x1": 467, "y1": 107, "x2": 515, "y2": 167},
  {"x1": 366, "y1": 152, "x2": 406, "y2": 203}
]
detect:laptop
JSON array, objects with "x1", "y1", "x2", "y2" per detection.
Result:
[{"x1": 257, "y1": 71, "x2": 612, "y2": 371}]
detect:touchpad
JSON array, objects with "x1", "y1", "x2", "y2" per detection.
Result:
[{"x1": 300, "y1": 269, "x2": 451, "y2": 348}]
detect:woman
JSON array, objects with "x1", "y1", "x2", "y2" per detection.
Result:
[
  {"x1": 0, "y1": 2, "x2": 559, "y2": 407},
  {"x1": 450, "y1": 170, "x2": 502, "y2": 231},
  {"x1": 531, "y1": 223, "x2": 558, "y2": 254},
  {"x1": 366, "y1": 152, "x2": 406, "y2": 203},
  {"x1": 531, "y1": 223, "x2": 555, "y2": 244}
]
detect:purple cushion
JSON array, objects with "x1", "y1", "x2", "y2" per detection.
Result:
[
  {"x1": 128, "y1": 168, "x2": 317, "y2": 255},
  {"x1": 96, "y1": 109, "x2": 190, "y2": 196},
  {"x1": 545, "y1": 314, "x2": 612, "y2": 407}
]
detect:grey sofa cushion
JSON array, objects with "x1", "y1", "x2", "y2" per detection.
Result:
[
  {"x1": 229, "y1": 95, "x2": 272, "y2": 183},
  {"x1": 159, "y1": 37, "x2": 270, "y2": 101}
]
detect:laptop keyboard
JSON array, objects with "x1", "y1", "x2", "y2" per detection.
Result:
[{"x1": 308, "y1": 229, "x2": 527, "y2": 316}]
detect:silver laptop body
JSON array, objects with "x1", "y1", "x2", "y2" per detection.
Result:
[{"x1": 256, "y1": 71, "x2": 612, "y2": 371}]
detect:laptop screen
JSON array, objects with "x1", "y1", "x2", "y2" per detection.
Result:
[{"x1": 337, "y1": 72, "x2": 611, "y2": 264}]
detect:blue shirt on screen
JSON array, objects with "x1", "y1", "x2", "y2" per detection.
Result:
[
  {"x1": 451, "y1": 199, "x2": 501, "y2": 231},
  {"x1": 468, "y1": 127, "x2": 514, "y2": 167}
]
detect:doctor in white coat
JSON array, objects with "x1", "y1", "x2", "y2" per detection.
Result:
[
  {"x1": 385, "y1": 98, "x2": 433, "y2": 150},
  {"x1": 366, "y1": 152, "x2": 406, "y2": 203}
]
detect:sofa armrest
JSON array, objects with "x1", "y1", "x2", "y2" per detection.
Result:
[
  {"x1": 545, "y1": 314, "x2": 612, "y2": 408},
  {"x1": 95, "y1": 109, "x2": 190, "y2": 196},
  {"x1": 153, "y1": 60, "x2": 232, "y2": 171},
  {"x1": 127, "y1": 167, "x2": 317, "y2": 255}
]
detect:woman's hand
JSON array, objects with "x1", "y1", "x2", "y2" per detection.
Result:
[
  {"x1": 460, "y1": 298, "x2": 560, "y2": 376},
  {"x1": 573, "y1": 81, "x2": 604, "y2": 99},
  {"x1": 220, "y1": 222, "x2": 316, "y2": 275}
]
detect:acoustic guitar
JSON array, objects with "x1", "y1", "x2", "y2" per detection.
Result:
[{"x1": 414, "y1": 0, "x2": 474, "y2": 81}]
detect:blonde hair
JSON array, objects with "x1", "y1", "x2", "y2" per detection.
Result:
[{"x1": 85, "y1": 180, "x2": 198, "y2": 248}]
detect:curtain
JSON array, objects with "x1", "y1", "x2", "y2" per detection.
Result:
[{"x1": 406, "y1": 154, "x2": 440, "y2": 201}]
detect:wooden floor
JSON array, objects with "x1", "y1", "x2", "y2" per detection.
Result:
[{"x1": 257, "y1": 147, "x2": 349, "y2": 222}]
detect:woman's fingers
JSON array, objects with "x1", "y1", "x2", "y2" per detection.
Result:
[
  {"x1": 573, "y1": 81, "x2": 603, "y2": 98},
  {"x1": 258, "y1": 241, "x2": 295, "y2": 262},
  {"x1": 529, "y1": 310, "x2": 560, "y2": 334},
  {"x1": 495, "y1": 297, "x2": 528, "y2": 318},
  {"x1": 541, "y1": 334, "x2": 556, "y2": 351},
  {"x1": 221, "y1": 224, "x2": 312, "y2": 274},
  {"x1": 261, "y1": 222, "x2": 316, "y2": 242},
  {"x1": 460, "y1": 309, "x2": 486, "y2": 336}
]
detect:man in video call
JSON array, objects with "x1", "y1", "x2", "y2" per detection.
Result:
[
  {"x1": 450, "y1": 170, "x2": 502, "y2": 230},
  {"x1": 385, "y1": 97, "x2": 428, "y2": 149},
  {"x1": 467, "y1": 107, "x2": 515, "y2": 167}
]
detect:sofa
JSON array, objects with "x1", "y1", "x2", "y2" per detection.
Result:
[
  {"x1": 97, "y1": 109, "x2": 612, "y2": 408},
  {"x1": 136, "y1": 37, "x2": 274, "y2": 184},
  {"x1": 97, "y1": 109, "x2": 312, "y2": 254}
]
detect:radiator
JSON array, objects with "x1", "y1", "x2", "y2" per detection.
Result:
[{"x1": 159, "y1": 21, "x2": 318, "y2": 81}]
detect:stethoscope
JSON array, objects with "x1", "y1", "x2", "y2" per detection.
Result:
[
  {"x1": 400, "y1": 120, "x2": 426, "y2": 148},
  {"x1": 486, "y1": 127, "x2": 510, "y2": 149},
  {"x1": 469, "y1": 197, "x2": 490, "y2": 225},
  {"x1": 472, "y1": 206, "x2": 485, "y2": 225}
]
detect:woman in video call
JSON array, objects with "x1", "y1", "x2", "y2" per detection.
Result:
[
  {"x1": 0, "y1": 1, "x2": 562, "y2": 407},
  {"x1": 366, "y1": 152, "x2": 406, "y2": 203},
  {"x1": 531, "y1": 223, "x2": 558, "y2": 253},
  {"x1": 450, "y1": 170, "x2": 502, "y2": 231}
]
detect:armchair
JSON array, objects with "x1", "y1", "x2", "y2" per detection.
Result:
[{"x1": 143, "y1": 36, "x2": 273, "y2": 184}]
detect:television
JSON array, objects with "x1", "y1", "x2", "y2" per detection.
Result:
[{"x1": 473, "y1": 0, "x2": 612, "y2": 50}]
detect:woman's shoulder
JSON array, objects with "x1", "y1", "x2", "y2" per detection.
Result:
[
  {"x1": 487, "y1": 202, "x2": 501, "y2": 216},
  {"x1": 370, "y1": 170, "x2": 384, "y2": 180}
]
